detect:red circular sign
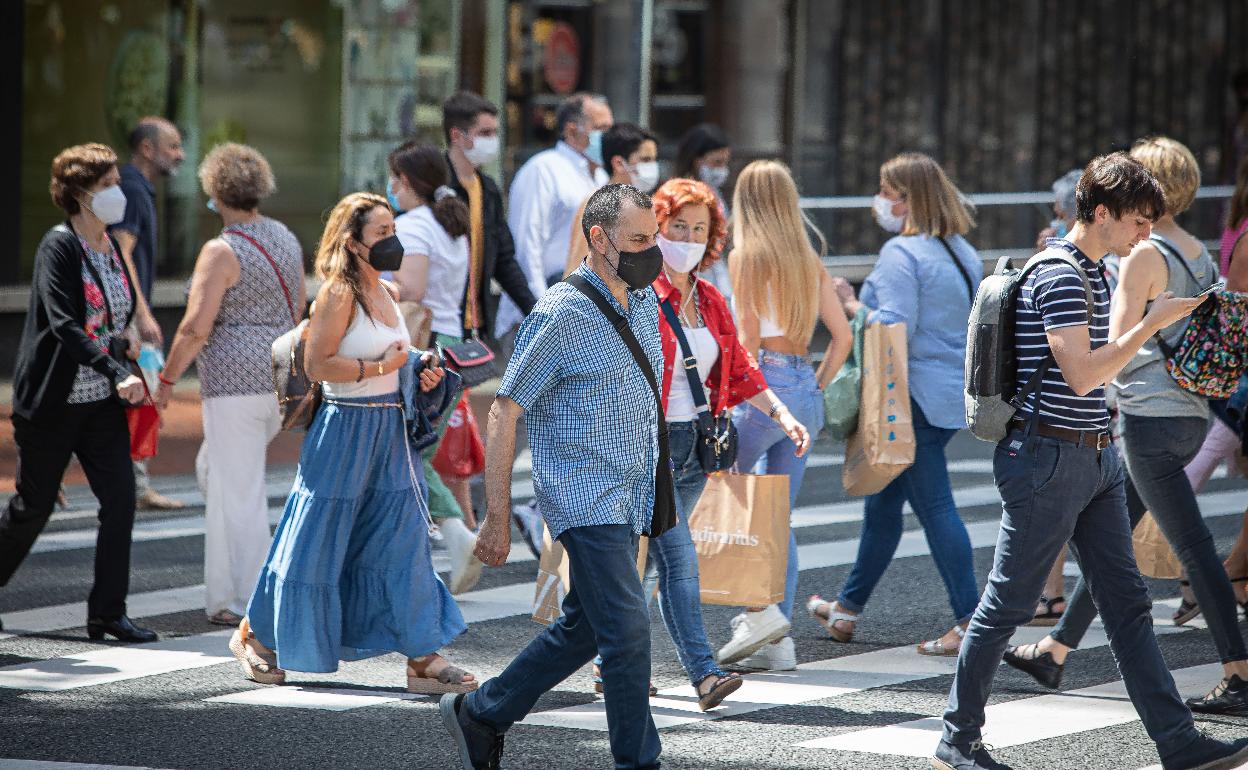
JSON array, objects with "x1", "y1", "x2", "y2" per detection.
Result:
[{"x1": 543, "y1": 22, "x2": 580, "y2": 95}]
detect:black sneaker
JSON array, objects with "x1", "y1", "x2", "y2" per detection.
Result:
[
  {"x1": 1002, "y1": 644, "x2": 1063, "y2": 690},
  {"x1": 1162, "y1": 733, "x2": 1248, "y2": 770},
  {"x1": 440, "y1": 692, "x2": 504, "y2": 770},
  {"x1": 930, "y1": 739, "x2": 1013, "y2": 770},
  {"x1": 1186, "y1": 675, "x2": 1248, "y2": 717}
]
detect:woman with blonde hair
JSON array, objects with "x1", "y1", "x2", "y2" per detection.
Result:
[
  {"x1": 808, "y1": 152, "x2": 982, "y2": 658},
  {"x1": 231, "y1": 192, "x2": 476, "y2": 694},
  {"x1": 715, "y1": 160, "x2": 852, "y2": 672}
]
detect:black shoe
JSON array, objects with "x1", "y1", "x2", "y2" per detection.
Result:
[
  {"x1": 1186, "y1": 675, "x2": 1248, "y2": 717},
  {"x1": 930, "y1": 739, "x2": 1013, "y2": 770},
  {"x1": 86, "y1": 615, "x2": 157, "y2": 643},
  {"x1": 1002, "y1": 644, "x2": 1063, "y2": 689},
  {"x1": 1162, "y1": 734, "x2": 1248, "y2": 770},
  {"x1": 440, "y1": 693, "x2": 504, "y2": 770}
]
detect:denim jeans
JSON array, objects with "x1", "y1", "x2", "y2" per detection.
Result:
[
  {"x1": 1051, "y1": 414, "x2": 1247, "y2": 663},
  {"x1": 466, "y1": 524, "x2": 661, "y2": 770},
  {"x1": 732, "y1": 350, "x2": 825, "y2": 620},
  {"x1": 942, "y1": 430, "x2": 1199, "y2": 758},
  {"x1": 838, "y1": 400, "x2": 978, "y2": 623}
]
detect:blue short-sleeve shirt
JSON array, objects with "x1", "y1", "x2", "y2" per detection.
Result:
[{"x1": 111, "y1": 163, "x2": 158, "y2": 301}]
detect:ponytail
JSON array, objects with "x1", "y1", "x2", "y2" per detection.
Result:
[
  {"x1": 431, "y1": 187, "x2": 470, "y2": 238},
  {"x1": 387, "y1": 141, "x2": 468, "y2": 238}
]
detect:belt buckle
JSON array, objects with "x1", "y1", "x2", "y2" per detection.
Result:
[{"x1": 1096, "y1": 432, "x2": 1110, "y2": 451}]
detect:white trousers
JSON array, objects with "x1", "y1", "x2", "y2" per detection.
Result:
[{"x1": 197, "y1": 393, "x2": 281, "y2": 616}]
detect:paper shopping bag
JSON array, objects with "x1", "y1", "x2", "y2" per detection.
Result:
[
  {"x1": 843, "y1": 320, "x2": 914, "y2": 496},
  {"x1": 688, "y1": 473, "x2": 790, "y2": 607},
  {"x1": 1133, "y1": 511, "x2": 1183, "y2": 579},
  {"x1": 531, "y1": 525, "x2": 649, "y2": 625}
]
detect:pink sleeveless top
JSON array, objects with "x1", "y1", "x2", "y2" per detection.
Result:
[{"x1": 1219, "y1": 218, "x2": 1248, "y2": 277}]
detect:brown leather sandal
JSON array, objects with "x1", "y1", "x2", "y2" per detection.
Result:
[
  {"x1": 406, "y1": 654, "x2": 479, "y2": 694},
  {"x1": 697, "y1": 672, "x2": 744, "y2": 712},
  {"x1": 229, "y1": 617, "x2": 285, "y2": 685}
]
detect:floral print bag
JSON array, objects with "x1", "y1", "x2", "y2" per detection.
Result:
[{"x1": 1158, "y1": 289, "x2": 1248, "y2": 399}]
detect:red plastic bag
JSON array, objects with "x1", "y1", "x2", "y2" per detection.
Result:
[
  {"x1": 432, "y1": 393, "x2": 485, "y2": 477},
  {"x1": 127, "y1": 399, "x2": 160, "y2": 461}
]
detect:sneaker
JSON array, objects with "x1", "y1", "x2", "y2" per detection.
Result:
[
  {"x1": 511, "y1": 502, "x2": 543, "y2": 559},
  {"x1": 717, "y1": 606, "x2": 791, "y2": 665},
  {"x1": 1185, "y1": 675, "x2": 1248, "y2": 717},
  {"x1": 729, "y1": 635, "x2": 796, "y2": 672},
  {"x1": 1162, "y1": 734, "x2": 1248, "y2": 770},
  {"x1": 930, "y1": 739, "x2": 1013, "y2": 770},
  {"x1": 443, "y1": 519, "x2": 484, "y2": 595},
  {"x1": 440, "y1": 693, "x2": 504, "y2": 770},
  {"x1": 137, "y1": 489, "x2": 187, "y2": 510},
  {"x1": 1002, "y1": 644, "x2": 1064, "y2": 689}
]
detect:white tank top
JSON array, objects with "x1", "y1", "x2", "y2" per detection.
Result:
[
  {"x1": 322, "y1": 296, "x2": 409, "y2": 398},
  {"x1": 666, "y1": 326, "x2": 720, "y2": 422},
  {"x1": 732, "y1": 295, "x2": 784, "y2": 338}
]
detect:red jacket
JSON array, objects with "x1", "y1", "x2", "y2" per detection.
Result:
[{"x1": 654, "y1": 272, "x2": 768, "y2": 416}]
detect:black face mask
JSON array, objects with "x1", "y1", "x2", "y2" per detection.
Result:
[
  {"x1": 365, "y1": 234, "x2": 404, "y2": 272},
  {"x1": 605, "y1": 234, "x2": 663, "y2": 291}
]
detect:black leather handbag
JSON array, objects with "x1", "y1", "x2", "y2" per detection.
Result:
[
  {"x1": 441, "y1": 336, "x2": 499, "y2": 389},
  {"x1": 658, "y1": 299, "x2": 738, "y2": 473}
]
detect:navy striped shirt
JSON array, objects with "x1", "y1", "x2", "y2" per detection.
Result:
[{"x1": 1013, "y1": 240, "x2": 1111, "y2": 431}]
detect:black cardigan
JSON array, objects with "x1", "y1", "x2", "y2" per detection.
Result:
[
  {"x1": 446, "y1": 155, "x2": 537, "y2": 338},
  {"x1": 12, "y1": 223, "x2": 137, "y2": 425}
]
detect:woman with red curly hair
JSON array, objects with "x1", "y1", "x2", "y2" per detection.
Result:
[{"x1": 594, "y1": 178, "x2": 811, "y2": 710}]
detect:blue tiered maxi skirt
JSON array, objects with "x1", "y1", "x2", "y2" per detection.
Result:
[{"x1": 246, "y1": 392, "x2": 466, "y2": 673}]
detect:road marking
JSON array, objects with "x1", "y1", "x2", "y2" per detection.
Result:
[
  {"x1": 206, "y1": 685, "x2": 427, "y2": 711},
  {"x1": 0, "y1": 761, "x2": 178, "y2": 770}
]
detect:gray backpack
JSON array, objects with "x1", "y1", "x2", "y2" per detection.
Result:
[{"x1": 964, "y1": 247, "x2": 1093, "y2": 442}]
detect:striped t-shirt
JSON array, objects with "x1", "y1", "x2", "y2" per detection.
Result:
[{"x1": 1013, "y1": 240, "x2": 1111, "y2": 431}]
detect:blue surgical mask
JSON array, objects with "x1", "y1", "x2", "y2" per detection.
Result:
[
  {"x1": 1051, "y1": 218, "x2": 1068, "y2": 238},
  {"x1": 586, "y1": 129, "x2": 604, "y2": 166},
  {"x1": 387, "y1": 178, "x2": 405, "y2": 214}
]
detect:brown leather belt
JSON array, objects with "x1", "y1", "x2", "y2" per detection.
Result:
[{"x1": 1009, "y1": 418, "x2": 1111, "y2": 451}]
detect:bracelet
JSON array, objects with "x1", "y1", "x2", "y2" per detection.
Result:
[
  {"x1": 377, "y1": 360, "x2": 384, "y2": 377},
  {"x1": 768, "y1": 402, "x2": 786, "y2": 420},
  {"x1": 157, "y1": 371, "x2": 176, "y2": 386},
  {"x1": 356, "y1": 359, "x2": 365, "y2": 382}
]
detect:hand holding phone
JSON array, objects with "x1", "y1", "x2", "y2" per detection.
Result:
[{"x1": 1194, "y1": 280, "x2": 1226, "y2": 299}]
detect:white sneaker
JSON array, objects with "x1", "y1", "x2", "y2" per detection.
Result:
[
  {"x1": 717, "y1": 605, "x2": 791, "y2": 665},
  {"x1": 442, "y1": 519, "x2": 484, "y2": 595},
  {"x1": 730, "y1": 635, "x2": 797, "y2": 672}
]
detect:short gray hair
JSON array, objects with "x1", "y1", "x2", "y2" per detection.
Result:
[
  {"x1": 554, "y1": 92, "x2": 609, "y2": 136},
  {"x1": 1052, "y1": 168, "x2": 1082, "y2": 219},
  {"x1": 581, "y1": 184, "x2": 651, "y2": 244}
]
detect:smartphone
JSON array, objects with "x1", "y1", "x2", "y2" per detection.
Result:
[{"x1": 1194, "y1": 280, "x2": 1226, "y2": 298}]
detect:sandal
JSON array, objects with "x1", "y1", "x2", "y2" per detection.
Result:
[
  {"x1": 807, "y1": 595, "x2": 856, "y2": 643},
  {"x1": 1173, "y1": 580, "x2": 1202, "y2": 626},
  {"x1": 917, "y1": 624, "x2": 966, "y2": 657},
  {"x1": 591, "y1": 662, "x2": 657, "y2": 697},
  {"x1": 208, "y1": 609, "x2": 243, "y2": 626},
  {"x1": 1030, "y1": 595, "x2": 1066, "y2": 626},
  {"x1": 696, "y1": 672, "x2": 743, "y2": 712},
  {"x1": 406, "y1": 654, "x2": 478, "y2": 694},
  {"x1": 228, "y1": 618, "x2": 285, "y2": 685}
]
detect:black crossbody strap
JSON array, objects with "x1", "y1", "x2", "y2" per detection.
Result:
[
  {"x1": 936, "y1": 236, "x2": 975, "y2": 303},
  {"x1": 658, "y1": 298, "x2": 711, "y2": 415}
]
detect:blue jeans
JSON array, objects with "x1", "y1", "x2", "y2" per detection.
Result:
[
  {"x1": 942, "y1": 431, "x2": 1199, "y2": 759},
  {"x1": 838, "y1": 400, "x2": 978, "y2": 623},
  {"x1": 466, "y1": 524, "x2": 661, "y2": 770},
  {"x1": 732, "y1": 350, "x2": 825, "y2": 620}
]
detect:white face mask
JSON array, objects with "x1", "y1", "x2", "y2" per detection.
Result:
[
  {"x1": 872, "y1": 194, "x2": 905, "y2": 233},
  {"x1": 630, "y1": 161, "x2": 660, "y2": 193},
  {"x1": 698, "y1": 164, "x2": 729, "y2": 189},
  {"x1": 657, "y1": 232, "x2": 707, "y2": 273},
  {"x1": 463, "y1": 134, "x2": 500, "y2": 167},
  {"x1": 88, "y1": 185, "x2": 127, "y2": 225}
]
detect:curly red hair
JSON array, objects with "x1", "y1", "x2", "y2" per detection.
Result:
[{"x1": 651, "y1": 178, "x2": 728, "y2": 271}]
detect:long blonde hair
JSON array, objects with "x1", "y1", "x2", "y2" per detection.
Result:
[
  {"x1": 315, "y1": 192, "x2": 390, "y2": 321},
  {"x1": 880, "y1": 153, "x2": 974, "y2": 237},
  {"x1": 730, "y1": 160, "x2": 825, "y2": 345}
]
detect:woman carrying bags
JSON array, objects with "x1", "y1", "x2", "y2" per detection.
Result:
[
  {"x1": 716, "y1": 161, "x2": 853, "y2": 672},
  {"x1": 808, "y1": 152, "x2": 982, "y2": 658}
]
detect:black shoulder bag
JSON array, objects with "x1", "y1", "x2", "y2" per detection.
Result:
[
  {"x1": 566, "y1": 274, "x2": 675, "y2": 538},
  {"x1": 936, "y1": 236, "x2": 976, "y2": 303},
  {"x1": 658, "y1": 298, "x2": 738, "y2": 472}
]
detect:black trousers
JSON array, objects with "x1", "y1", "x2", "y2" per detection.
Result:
[{"x1": 0, "y1": 399, "x2": 136, "y2": 619}]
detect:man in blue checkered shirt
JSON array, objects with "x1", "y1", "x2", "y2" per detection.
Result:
[{"x1": 441, "y1": 185, "x2": 665, "y2": 770}]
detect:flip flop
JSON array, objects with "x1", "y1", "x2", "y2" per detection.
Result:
[
  {"x1": 697, "y1": 672, "x2": 744, "y2": 712},
  {"x1": 407, "y1": 656, "x2": 479, "y2": 694},
  {"x1": 1030, "y1": 595, "x2": 1066, "y2": 626}
]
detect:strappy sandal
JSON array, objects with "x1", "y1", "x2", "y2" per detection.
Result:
[
  {"x1": 917, "y1": 624, "x2": 966, "y2": 657},
  {"x1": 807, "y1": 595, "x2": 856, "y2": 643},
  {"x1": 228, "y1": 618, "x2": 285, "y2": 685},
  {"x1": 406, "y1": 655, "x2": 479, "y2": 694},
  {"x1": 208, "y1": 609, "x2": 243, "y2": 627},
  {"x1": 591, "y1": 662, "x2": 657, "y2": 697},
  {"x1": 1030, "y1": 595, "x2": 1066, "y2": 626},
  {"x1": 696, "y1": 672, "x2": 743, "y2": 712},
  {"x1": 1173, "y1": 580, "x2": 1202, "y2": 626}
]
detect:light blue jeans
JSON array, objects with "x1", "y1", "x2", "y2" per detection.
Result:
[{"x1": 732, "y1": 350, "x2": 825, "y2": 620}]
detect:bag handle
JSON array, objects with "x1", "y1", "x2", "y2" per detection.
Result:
[
  {"x1": 658, "y1": 297, "x2": 713, "y2": 419},
  {"x1": 223, "y1": 228, "x2": 299, "y2": 327},
  {"x1": 936, "y1": 236, "x2": 975, "y2": 303}
]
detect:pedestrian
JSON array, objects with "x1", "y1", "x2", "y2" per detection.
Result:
[
  {"x1": 442, "y1": 184, "x2": 668, "y2": 770},
  {"x1": 808, "y1": 152, "x2": 982, "y2": 657},
  {"x1": 112, "y1": 116, "x2": 187, "y2": 511},
  {"x1": 673, "y1": 123, "x2": 734, "y2": 302},
  {"x1": 1004, "y1": 138, "x2": 1248, "y2": 718},
  {"x1": 232, "y1": 192, "x2": 473, "y2": 694},
  {"x1": 935, "y1": 153, "x2": 1248, "y2": 770},
  {"x1": 494, "y1": 92, "x2": 612, "y2": 340},
  {"x1": 151, "y1": 143, "x2": 303, "y2": 627},
  {"x1": 387, "y1": 140, "x2": 484, "y2": 595},
  {"x1": 715, "y1": 160, "x2": 852, "y2": 671},
  {"x1": 0, "y1": 143, "x2": 154, "y2": 642}
]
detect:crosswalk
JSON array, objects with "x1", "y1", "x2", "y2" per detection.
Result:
[{"x1": 1, "y1": 443, "x2": 1245, "y2": 770}]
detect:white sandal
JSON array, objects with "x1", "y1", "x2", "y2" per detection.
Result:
[
  {"x1": 917, "y1": 624, "x2": 966, "y2": 657},
  {"x1": 807, "y1": 595, "x2": 857, "y2": 643}
]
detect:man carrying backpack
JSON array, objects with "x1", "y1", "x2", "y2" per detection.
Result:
[{"x1": 935, "y1": 153, "x2": 1248, "y2": 770}]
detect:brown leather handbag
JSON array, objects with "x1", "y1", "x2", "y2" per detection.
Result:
[{"x1": 270, "y1": 319, "x2": 321, "y2": 430}]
